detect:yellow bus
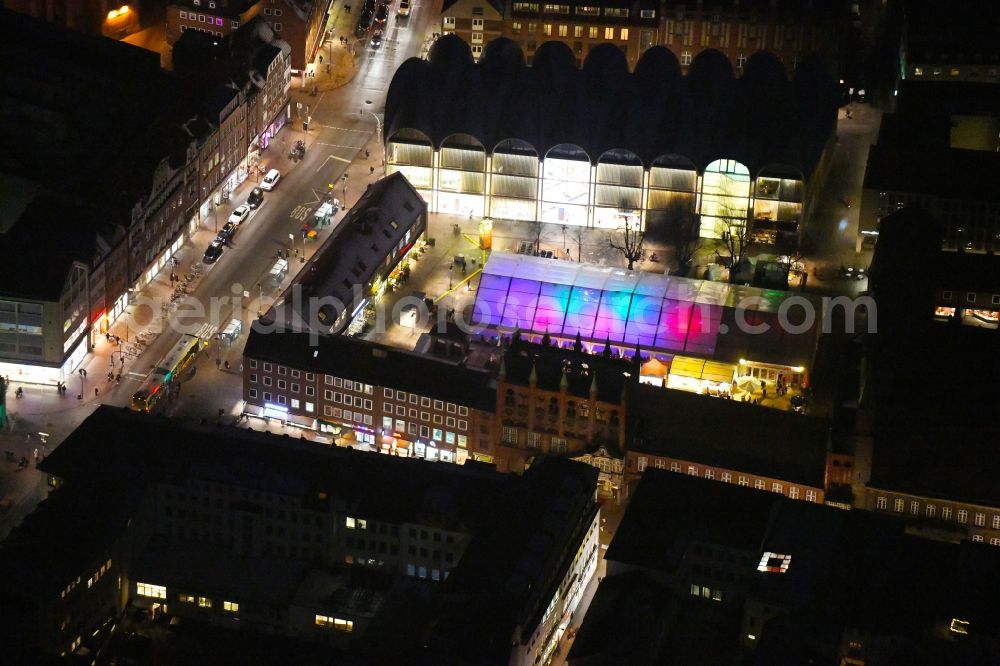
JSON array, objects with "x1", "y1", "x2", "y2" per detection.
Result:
[{"x1": 130, "y1": 335, "x2": 201, "y2": 413}]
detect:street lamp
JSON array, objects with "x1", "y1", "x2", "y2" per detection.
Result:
[{"x1": 363, "y1": 102, "x2": 385, "y2": 172}]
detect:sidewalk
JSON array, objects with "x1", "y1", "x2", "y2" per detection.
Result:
[{"x1": 295, "y1": 3, "x2": 360, "y2": 95}]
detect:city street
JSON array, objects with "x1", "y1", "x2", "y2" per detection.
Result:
[{"x1": 0, "y1": 0, "x2": 445, "y2": 534}]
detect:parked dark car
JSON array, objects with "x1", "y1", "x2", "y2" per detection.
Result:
[
  {"x1": 374, "y1": 3, "x2": 388, "y2": 25},
  {"x1": 247, "y1": 187, "x2": 264, "y2": 209},
  {"x1": 203, "y1": 239, "x2": 224, "y2": 263}
]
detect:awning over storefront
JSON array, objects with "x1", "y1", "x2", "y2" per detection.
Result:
[{"x1": 668, "y1": 356, "x2": 736, "y2": 384}]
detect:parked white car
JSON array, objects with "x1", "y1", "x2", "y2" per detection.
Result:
[
  {"x1": 261, "y1": 168, "x2": 281, "y2": 191},
  {"x1": 228, "y1": 204, "x2": 251, "y2": 226}
]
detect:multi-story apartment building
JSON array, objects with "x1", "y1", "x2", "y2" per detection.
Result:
[
  {"x1": 862, "y1": 206, "x2": 1000, "y2": 548},
  {"x1": 860, "y1": 81, "x2": 1000, "y2": 253},
  {"x1": 898, "y1": 0, "x2": 1000, "y2": 86},
  {"x1": 243, "y1": 330, "x2": 498, "y2": 464},
  {"x1": 0, "y1": 11, "x2": 290, "y2": 385},
  {"x1": 494, "y1": 337, "x2": 631, "y2": 475},
  {"x1": 623, "y1": 383, "x2": 834, "y2": 505},
  {"x1": 0, "y1": 407, "x2": 598, "y2": 661},
  {"x1": 442, "y1": 0, "x2": 848, "y2": 70},
  {"x1": 168, "y1": 0, "x2": 332, "y2": 70},
  {"x1": 167, "y1": 0, "x2": 262, "y2": 43},
  {"x1": 441, "y1": 0, "x2": 504, "y2": 60}
]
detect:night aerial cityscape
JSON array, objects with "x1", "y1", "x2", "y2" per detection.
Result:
[{"x1": 1, "y1": 0, "x2": 999, "y2": 663}]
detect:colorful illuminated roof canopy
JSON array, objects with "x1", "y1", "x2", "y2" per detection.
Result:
[{"x1": 472, "y1": 252, "x2": 817, "y2": 362}]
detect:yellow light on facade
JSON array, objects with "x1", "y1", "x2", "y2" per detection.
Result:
[
  {"x1": 107, "y1": 5, "x2": 129, "y2": 19},
  {"x1": 792, "y1": 366, "x2": 805, "y2": 373},
  {"x1": 738, "y1": 358, "x2": 747, "y2": 365}
]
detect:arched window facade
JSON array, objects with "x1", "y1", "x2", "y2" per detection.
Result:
[
  {"x1": 436, "y1": 133, "x2": 487, "y2": 217},
  {"x1": 699, "y1": 159, "x2": 751, "y2": 240},
  {"x1": 489, "y1": 139, "x2": 539, "y2": 222},
  {"x1": 386, "y1": 128, "x2": 434, "y2": 199},
  {"x1": 541, "y1": 144, "x2": 592, "y2": 227}
]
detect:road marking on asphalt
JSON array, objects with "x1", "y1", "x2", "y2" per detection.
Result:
[
  {"x1": 308, "y1": 124, "x2": 369, "y2": 133},
  {"x1": 290, "y1": 205, "x2": 311, "y2": 221}
]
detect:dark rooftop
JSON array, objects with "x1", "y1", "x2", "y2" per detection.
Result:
[
  {"x1": 242, "y1": 329, "x2": 497, "y2": 411},
  {"x1": 261, "y1": 172, "x2": 427, "y2": 333},
  {"x1": 501, "y1": 336, "x2": 636, "y2": 403},
  {"x1": 39, "y1": 406, "x2": 507, "y2": 532},
  {"x1": 628, "y1": 384, "x2": 830, "y2": 488},
  {"x1": 607, "y1": 470, "x2": 780, "y2": 572},
  {"x1": 387, "y1": 37, "x2": 838, "y2": 176}
]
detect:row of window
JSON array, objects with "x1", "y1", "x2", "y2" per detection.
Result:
[
  {"x1": 249, "y1": 359, "x2": 318, "y2": 382},
  {"x1": 913, "y1": 66, "x2": 1000, "y2": 79},
  {"x1": 180, "y1": 25, "x2": 224, "y2": 36},
  {"x1": 382, "y1": 403, "x2": 467, "y2": 429},
  {"x1": 690, "y1": 584, "x2": 723, "y2": 602},
  {"x1": 511, "y1": 3, "x2": 645, "y2": 18},
  {"x1": 383, "y1": 388, "x2": 468, "y2": 415},
  {"x1": 877, "y1": 496, "x2": 1000, "y2": 531},
  {"x1": 250, "y1": 375, "x2": 318, "y2": 397},
  {"x1": 636, "y1": 456, "x2": 817, "y2": 501},
  {"x1": 248, "y1": 360, "x2": 473, "y2": 417},
  {"x1": 511, "y1": 22, "x2": 630, "y2": 41},
  {"x1": 382, "y1": 417, "x2": 467, "y2": 447},
  {"x1": 248, "y1": 389, "x2": 316, "y2": 413},
  {"x1": 405, "y1": 563, "x2": 449, "y2": 581},
  {"x1": 315, "y1": 615, "x2": 354, "y2": 631},
  {"x1": 940, "y1": 290, "x2": 1000, "y2": 305},
  {"x1": 178, "y1": 10, "x2": 228, "y2": 27}
]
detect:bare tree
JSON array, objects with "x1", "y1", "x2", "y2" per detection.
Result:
[
  {"x1": 569, "y1": 225, "x2": 586, "y2": 261},
  {"x1": 609, "y1": 215, "x2": 645, "y2": 270},
  {"x1": 661, "y1": 198, "x2": 701, "y2": 275},
  {"x1": 525, "y1": 219, "x2": 545, "y2": 254},
  {"x1": 716, "y1": 201, "x2": 752, "y2": 282}
]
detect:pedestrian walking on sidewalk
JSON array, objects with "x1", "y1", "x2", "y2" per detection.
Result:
[
  {"x1": 369, "y1": 166, "x2": 375, "y2": 175},
  {"x1": 365, "y1": 149, "x2": 370, "y2": 159},
  {"x1": 94, "y1": 387, "x2": 99, "y2": 397}
]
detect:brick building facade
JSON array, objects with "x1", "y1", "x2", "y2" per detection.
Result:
[{"x1": 441, "y1": 0, "x2": 848, "y2": 70}]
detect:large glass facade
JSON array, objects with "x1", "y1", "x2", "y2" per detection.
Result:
[
  {"x1": 751, "y1": 168, "x2": 804, "y2": 245},
  {"x1": 541, "y1": 144, "x2": 591, "y2": 226},
  {"x1": 594, "y1": 150, "x2": 644, "y2": 229},
  {"x1": 386, "y1": 129, "x2": 434, "y2": 200},
  {"x1": 436, "y1": 133, "x2": 486, "y2": 217},
  {"x1": 489, "y1": 139, "x2": 539, "y2": 221},
  {"x1": 385, "y1": 130, "x2": 803, "y2": 236},
  {"x1": 699, "y1": 159, "x2": 751, "y2": 240}
]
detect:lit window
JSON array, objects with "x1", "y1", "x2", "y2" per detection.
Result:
[
  {"x1": 637, "y1": 456, "x2": 647, "y2": 471},
  {"x1": 757, "y1": 552, "x2": 791, "y2": 574},
  {"x1": 654, "y1": 458, "x2": 665, "y2": 469},
  {"x1": 789, "y1": 487, "x2": 800, "y2": 499},
  {"x1": 198, "y1": 596, "x2": 212, "y2": 608},
  {"x1": 950, "y1": 619, "x2": 970, "y2": 635},
  {"x1": 620, "y1": 28, "x2": 628, "y2": 41},
  {"x1": 223, "y1": 601, "x2": 239, "y2": 612},
  {"x1": 958, "y1": 510, "x2": 968, "y2": 523},
  {"x1": 180, "y1": 594, "x2": 196, "y2": 603},
  {"x1": 604, "y1": 27, "x2": 614, "y2": 40},
  {"x1": 443, "y1": 16, "x2": 455, "y2": 28},
  {"x1": 334, "y1": 618, "x2": 354, "y2": 632},
  {"x1": 738, "y1": 475, "x2": 748, "y2": 486},
  {"x1": 876, "y1": 496, "x2": 887, "y2": 510},
  {"x1": 974, "y1": 512, "x2": 985, "y2": 526},
  {"x1": 805, "y1": 490, "x2": 817, "y2": 502},
  {"x1": 894, "y1": 499, "x2": 904, "y2": 512},
  {"x1": 346, "y1": 517, "x2": 356, "y2": 529},
  {"x1": 914, "y1": 67, "x2": 923, "y2": 76},
  {"x1": 754, "y1": 479, "x2": 765, "y2": 490},
  {"x1": 136, "y1": 582, "x2": 166, "y2": 599},
  {"x1": 911, "y1": 500, "x2": 920, "y2": 515},
  {"x1": 721, "y1": 472, "x2": 731, "y2": 482}
]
